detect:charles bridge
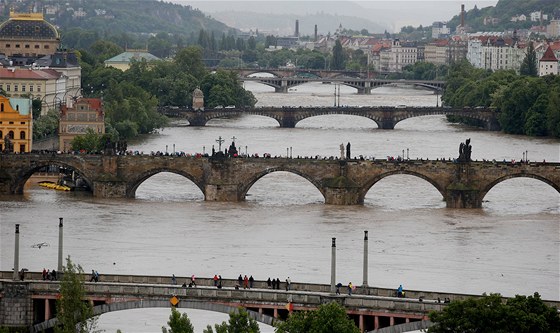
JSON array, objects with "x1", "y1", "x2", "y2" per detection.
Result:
[
  {"x1": 1, "y1": 272, "x2": 558, "y2": 332},
  {"x1": 159, "y1": 106, "x2": 501, "y2": 130},
  {"x1": 0, "y1": 154, "x2": 558, "y2": 208}
]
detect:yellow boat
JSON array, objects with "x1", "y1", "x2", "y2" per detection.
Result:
[{"x1": 38, "y1": 181, "x2": 72, "y2": 191}]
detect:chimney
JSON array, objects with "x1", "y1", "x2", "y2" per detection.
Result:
[
  {"x1": 461, "y1": 4, "x2": 465, "y2": 27},
  {"x1": 314, "y1": 24, "x2": 318, "y2": 41},
  {"x1": 295, "y1": 19, "x2": 300, "y2": 38}
]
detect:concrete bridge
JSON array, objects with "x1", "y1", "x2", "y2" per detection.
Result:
[
  {"x1": 159, "y1": 106, "x2": 500, "y2": 130},
  {"x1": 240, "y1": 77, "x2": 445, "y2": 94},
  {"x1": 1, "y1": 154, "x2": 558, "y2": 208},
  {"x1": 2, "y1": 272, "x2": 558, "y2": 332},
  {"x1": 225, "y1": 67, "x2": 371, "y2": 79}
]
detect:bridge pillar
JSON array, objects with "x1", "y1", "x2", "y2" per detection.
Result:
[
  {"x1": 0, "y1": 282, "x2": 32, "y2": 328},
  {"x1": 323, "y1": 186, "x2": 362, "y2": 205},
  {"x1": 205, "y1": 184, "x2": 242, "y2": 202},
  {"x1": 445, "y1": 163, "x2": 482, "y2": 208},
  {"x1": 275, "y1": 79, "x2": 288, "y2": 93},
  {"x1": 188, "y1": 113, "x2": 208, "y2": 126},
  {"x1": 445, "y1": 188, "x2": 482, "y2": 208},
  {"x1": 280, "y1": 116, "x2": 296, "y2": 128},
  {"x1": 378, "y1": 119, "x2": 396, "y2": 129},
  {"x1": 93, "y1": 181, "x2": 128, "y2": 198}
]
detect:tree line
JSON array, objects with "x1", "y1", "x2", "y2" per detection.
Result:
[{"x1": 442, "y1": 60, "x2": 560, "y2": 138}]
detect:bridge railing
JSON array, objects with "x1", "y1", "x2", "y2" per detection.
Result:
[{"x1": 2, "y1": 272, "x2": 558, "y2": 309}]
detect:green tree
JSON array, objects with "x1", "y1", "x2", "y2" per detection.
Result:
[
  {"x1": 546, "y1": 86, "x2": 560, "y2": 137},
  {"x1": 275, "y1": 302, "x2": 359, "y2": 333},
  {"x1": 203, "y1": 307, "x2": 260, "y2": 333},
  {"x1": 520, "y1": 42, "x2": 538, "y2": 77},
  {"x1": 428, "y1": 293, "x2": 560, "y2": 333},
  {"x1": 161, "y1": 307, "x2": 194, "y2": 333},
  {"x1": 33, "y1": 109, "x2": 60, "y2": 141},
  {"x1": 331, "y1": 40, "x2": 345, "y2": 70},
  {"x1": 524, "y1": 94, "x2": 548, "y2": 136},
  {"x1": 55, "y1": 256, "x2": 98, "y2": 333}
]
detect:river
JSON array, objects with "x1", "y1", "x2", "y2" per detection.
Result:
[{"x1": 1, "y1": 82, "x2": 558, "y2": 332}]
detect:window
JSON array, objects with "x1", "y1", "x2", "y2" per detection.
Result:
[
  {"x1": 20, "y1": 131, "x2": 25, "y2": 139},
  {"x1": 24, "y1": 44, "x2": 30, "y2": 49},
  {"x1": 5, "y1": 44, "x2": 10, "y2": 48},
  {"x1": 14, "y1": 85, "x2": 18, "y2": 92},
  {"x1": 21, "y1": 85, "x2": 25, "y2": 92},
  {"x1": 20, "y1": 122, "x2": 25, "y2": 125},
  {"x1": 6, "y1": 85, "x2": 10, "y2": 92},
  {"x1": 44, "y1": 45, "x2": 50, "y2": 49},
  {"x1": 15, "y1": 44, "x2": 20, "y2": 48},
  {"x1": 29, "y1": 85, "x2": 33, "y2": 92},
  {"x1": 34, "y1": 45, "x2": 40, "y2": 49},
  {"x1": 8, "y1": 131, "x2": 14, "y2": 139},
  {"x1": 0, "y1": 103, "x2": 3, "y2": 112},
  {"x1": 37, "y1": 86, "x2": 41, "y2": 92},
  {"x1": 19, "y1": 144, "x2": 25, "y2": 152}
]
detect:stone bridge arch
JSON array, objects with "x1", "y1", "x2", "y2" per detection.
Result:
[
  {"x1": 127, "y1": 168, "x2": 205, "y2": 198},
  {"x1": 240, "y1": 167, "x2": 326, "y2": 202},
  {"x1": 10, "y1": 160, "x2": 94, "y2": 195},
  {"x1": 359, "y1": 170, "x2": 446, "y2": 203},
  {"x1": 31, "y1": 300, "x2": 278, "y2": 333},
  {"x1": 479, "y1": 173, "x2": 560, "y2": 204}
]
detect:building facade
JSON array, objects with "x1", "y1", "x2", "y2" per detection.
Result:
[
  {"x1": 0, "y1": 67, "x2": 66, "y2": 115},
  {"x1": 539, "y1": 46, "x2": 559, "y2": 76},
  {"x1": 0, "y1": 95, "x2": 32, "y2": 152},
  {"x1": 0, "y1": 10, "x2": 60, "y2": 57},
  {"x1": 58, "y1": 98, "x2": 104, "y2": 151}
]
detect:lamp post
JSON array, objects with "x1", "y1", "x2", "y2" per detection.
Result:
[
  {"x1": 165, "y1": 145, "x2": 168, "y2": 154},
  {"x1": 407, "y1": 148, "x2": 409, "y2": 160},
  {"x1": 245, "y1": 145, "x2": 248, "y2": 156}
]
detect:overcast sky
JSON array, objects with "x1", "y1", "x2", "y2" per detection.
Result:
[{"x1": 180, "y1": 0, "x2": 499, "y2": 32}]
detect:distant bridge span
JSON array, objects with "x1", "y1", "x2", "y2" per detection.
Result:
[
  {"x1": 159, "y1": 106, "x2": 500, "y2": 130},
  {"x1": 239, "y1": 77, "x2": 445, "y2": 94}
]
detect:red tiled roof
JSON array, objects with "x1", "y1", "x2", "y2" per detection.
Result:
[
  {"x1": 541, "y1": 46, "x2": 558, "y2": 62},
  {"x1": 0, "y1": 68, "x2": 61, "y2": 80}
]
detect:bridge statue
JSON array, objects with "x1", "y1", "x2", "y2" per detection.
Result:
[
  {"x1": 3, "y1": 134, "x2": 13, "y2": 153},
  {"x1": 458, "y1": 138, "x2": 472, "y2": 162}
]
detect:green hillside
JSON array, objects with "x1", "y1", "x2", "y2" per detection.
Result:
[
  {"x1": 1, "y1": 0, "x2": 232, "y2": 36},
  {"x1": 446, "y1": 0, "x2": 560, "y2": 31}
]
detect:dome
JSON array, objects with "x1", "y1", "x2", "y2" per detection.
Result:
[{"x1": 0, "y1": 12, "x2": 59, "y2": 40}]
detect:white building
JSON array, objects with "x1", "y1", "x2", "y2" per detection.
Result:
[
  {"x1": 432, "y1": 22, "x2": 450, "y2": 39},
  {"x1": 547, "y1": 20, "x2": 560, "y2": 37},
  {"x1": 467, "y1": 35, "x2": 525, "y2": 72},
  {"x1": 539, "y1": 46, "x2": 559, "y2": 76}
]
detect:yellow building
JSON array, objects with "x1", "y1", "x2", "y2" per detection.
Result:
[
  {"x1": 0, "y1": 10, "x2": 60, "y2": 57},
  {"x1": 58, "y1": 98, "x2": 105, "y2": 152},
  {"x1": 0, "y1": 95, "x2": 32, "y2": 152}
]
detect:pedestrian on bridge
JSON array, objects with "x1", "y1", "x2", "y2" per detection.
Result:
[
  {"x1": 348, "y1": 282, "x2": 353, "y2": 295},
  {"x1": 213, "y1": 274, "x2": 218, "y2": 286},
  {"x1": 286, "y1": 277, "x2": 291, "y2": 291},
  {"x1": 243, "y1": 275, "x2": 249, "y2": 289},
  {"x1": 249, "y1": 275, "x2": 254, "y2": 288},
  {"x1": 171, "y1": 274, "x2": 177, "y2": 285},
  {"x1": 190, "y1": 274, "x2": 196, "y2": 287}
]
